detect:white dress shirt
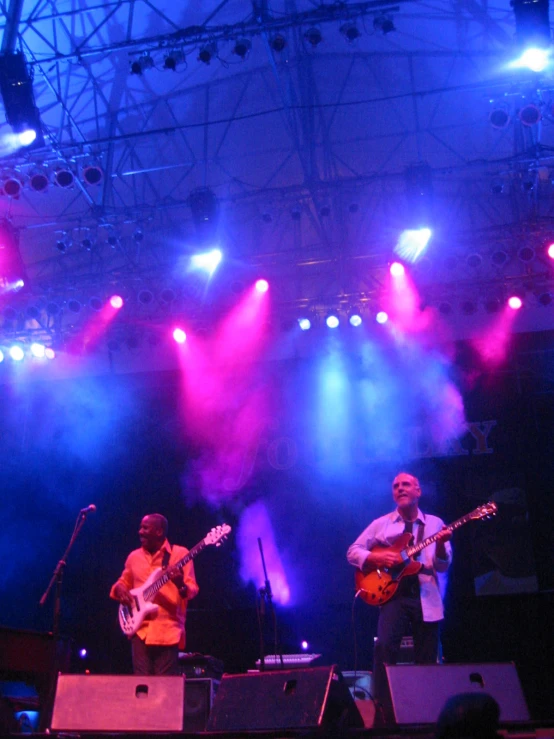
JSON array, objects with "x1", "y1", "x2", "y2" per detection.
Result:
[{"x1": 347, "y1": 508, "x2": 452, "y2": 622}]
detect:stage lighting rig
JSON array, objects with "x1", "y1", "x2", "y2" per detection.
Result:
[{"x1": 0, "y1": 51, "x2": 44, "y2": 148}]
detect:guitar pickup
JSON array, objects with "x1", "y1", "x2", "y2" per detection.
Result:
[{"x1": 400, "y1": 550, "x2": 410, "y2": 562}]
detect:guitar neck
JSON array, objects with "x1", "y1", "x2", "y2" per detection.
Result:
[
  {"x1": 405, "y1": 512, "x2": 473, "y2": 557},
  {"x1": 144, "y1": 540, "x2": 206, "y2": 601}
]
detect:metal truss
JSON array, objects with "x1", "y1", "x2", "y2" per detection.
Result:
[{"x1": 2, "y1": 0, "x2": 554, "y2": 348}]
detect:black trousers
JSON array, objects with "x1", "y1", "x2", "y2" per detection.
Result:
[
  {"x1": 131, "y1": 636, "x2": 180, "y2": 675},
  {"x1": 372, "y1": 593, "x2": 441, "y2": 723}
]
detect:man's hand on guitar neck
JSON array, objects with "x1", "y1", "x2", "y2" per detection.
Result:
[
  {"x1": 166, "y1": 566, "x2": 188, "y2": 598},
  {"x1": 113, "y1": 582, "x2": 134, "y2": 608},
  {"x1": 435, "y1": 526, "x2": 452, "y2": 559},
  {"x1": 364, "y1": 548, "x2": 403, "y2": 572}
]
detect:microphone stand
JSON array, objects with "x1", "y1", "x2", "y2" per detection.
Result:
[
  {"x1": 256, "y1": 537, "x2": 283, "y2": 672},
  {"x1": 38, "y1": 508, "x2": 94, "y2": 730}
]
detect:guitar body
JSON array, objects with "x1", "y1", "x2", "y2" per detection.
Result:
[
  {"x1": 118, "y1": 568, "x2": 163, "y2": 637},
  {"x1": 355, "y1": 534, "x2": 422, "y2": 606},
  {"x1": 353, "y1": 502, "x2": 497, "y2": 608}
]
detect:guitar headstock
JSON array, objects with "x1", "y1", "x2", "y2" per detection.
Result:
[
  {"x1": 470, "y1": 502, "x2": 498, "y2": 520},
  {"x1": 205, "y1": 524, "x2": 232, "y2": 547}
]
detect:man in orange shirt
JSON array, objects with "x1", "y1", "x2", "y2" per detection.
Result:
[{"x1": 110, "y1": 513, "x2": 199, "y2": 675}]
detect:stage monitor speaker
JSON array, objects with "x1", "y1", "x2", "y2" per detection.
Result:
[
  {"x1": 206, "y1": 666, "x2": 363, "y2": 732},
  {"x1": 184, "y1": 678, "x2": 219, "y2": 732},
  {"x1": 51, "y1": 674, "x2": 185, "y2": 732},
  {"x1": 385, "y1": 663, "x2": 530, "y2": 725}
]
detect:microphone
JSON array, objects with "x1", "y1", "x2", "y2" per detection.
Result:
[{"x1": 80, "y1": 504, "x2": 97, "y2": 514}]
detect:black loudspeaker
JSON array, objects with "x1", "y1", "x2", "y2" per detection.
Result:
[
  {"x1": 206, "y1": 666, "x2": 363, "y2": 732},
  {"x1": 51, "y1": 675, "x2": 185, "y2": 732},
  {"x1": 184, "y1": 678, "x2": 219, "y2": 731},
  {"x1": 385, "y1": 663, "x2": 530, "y2": 725}
]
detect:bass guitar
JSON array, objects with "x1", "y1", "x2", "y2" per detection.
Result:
[
  {"x1": 354, "y1": 502, "x2": 496, "y2": 607},
  {"x1": 118, "y1": 524, "x2": 231, "y2": 636}
]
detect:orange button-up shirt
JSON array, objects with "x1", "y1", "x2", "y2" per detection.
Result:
[{"x1": 110, "y1": 539, "x2": 199, "y2": 647}]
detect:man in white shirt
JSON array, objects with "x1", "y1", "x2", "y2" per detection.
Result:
[{"x1": 347, "y1": 472, "x2": 452, "y2": 721}]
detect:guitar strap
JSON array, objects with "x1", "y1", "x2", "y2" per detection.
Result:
[{"x1": 161, "y1": 545, "x2": 172, "y2": 570}]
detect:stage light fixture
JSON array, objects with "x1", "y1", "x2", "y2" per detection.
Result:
[
  {"x1": 304, "y1": 27, "x2": 322, "y2": 47},
  {"x1": 484, "y1": 297, "x2": 501, "y2": 313},
  {"x1": 298, "y1": 317, "x2": 311, "y2": 331},
  {"x1": 340, "y1": 23, "x2": 361, "y2": 42},
  {"x1": 26, "y1": 305, "x2": 40, "y2": 320},
  {"x1": 460, "y1": 299, "x2": 477, "y2": 315},
  {"x1": 3, "y1": 174, "x2": 23, "y2": 198},
  {"x1": 348, "y1": 309, "x2": 362, "y2": 327},
  {"x1": 29, "y1": 169, "x2": 49, "y2": 193},
  {"x1": 130, "y1": 53, "x2": 154, "y2": 75},
  {"x1": 46, "y1": 301, "x2": 60, "y2": 316},
  {"x1": 30, "y1": 343, "x2": 46, "y2": 358},
  {"x1": 518, "y1": 245, "x2": 535, "y2": 262},
  {"x1": 325, "y1": 313, "x2": 339, "y2": 328},
  {"x1": 133, "y1": 228, "x2": 144, "y2": 242},
  {"x1": 0, "y1": 349, "x2": 3, "y2": 363},
  {"x1": 160, "y1": 287, "x2": 176, "y2": 304},
  {"x1": 163, "y1": 50, "x2": 185, "y2": 71},
  {"x1": 390, "y1": 261, "x2": 405, "y2": 277},
  {"x1": 53, "y1": 167, "x2": 75, "y2": 188},
  {"x1": 508, "y1": 295, "x2": 523, "y2": 309},
  {"x1": 110, "y1": 295, "x2": 124, "y2": 309},
  {"x1": 519, "y1": 104, "x2": 541, "y2": 126},
  {"x1": 9, "y1": 345, "x2": 24, "y2": 361},
  {"x1": 538, "y1": 292, "x2": 552, "y2": 305},
  {"x1": 0, "y1": 52, "x2": 44, "y2": 148},
  {"x1": 489, "y1": 108, "x2": 510, "y2": 129},
  {"x1": 89, "y1": 296, "x2": 102, "y2": 311},
  {"x1": 233, "y1": 38, "x2": 252, "y2": 59},
  {"x1": 173, "y1": 327, "x2": 187, "y2": 344},
  {"x1": 466, "y1": 253, "x2": 483, "y2": 268},
  {"x1": 491, "y1": 249, "x2": 508, "y2": 266},
  {"x1": 190, "y1": 248, "x2": 222, "y2": 274},
  {"x1": 373, "y1": 15, "x2": 395, "y2": 33},
  {"x1": 82, "y1": 164, "x2": 103, "y2": 186},
  {"x1": 138, "y1": 289, "x2": 154, "y2": 305},
  {"x1": 270, "y1": 34, "x2": 286, "y2": 52},
  {"x1": 517, "y1": 47, "x2": 550, "y2": 71},
  {"x1": 198, "y1": 42, "x2": 217, "y2": 65},
  {"x1": 376, "y1": 311, "x2": 388, "y2": 324},
  {"x1": 548, "y1": 243, "x2": 554, "y2": 259},
  {"x1": 394, "y1": 228, "x2": 432, "y2": 263},
  {"x1": 67, "y1": 299, "x2": 81, "y2": 313},
  {"x1": 255, "y1": 279, "x2": 269, "y2": 293}
]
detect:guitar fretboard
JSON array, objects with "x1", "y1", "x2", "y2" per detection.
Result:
[
  {"x1": 404, "y1": 508, "x2": 490, "y2": 558},
  {"x1": 144, "y1": 540, "x2": 206, "y2": 602}
]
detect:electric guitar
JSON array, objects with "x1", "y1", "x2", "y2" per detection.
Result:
[
  {"x1": 118, "y1": 524, "x2": 231, "y2": 636},
  {"x1": 354, "y1": 502, "x2": 497, "y2": 607}
]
